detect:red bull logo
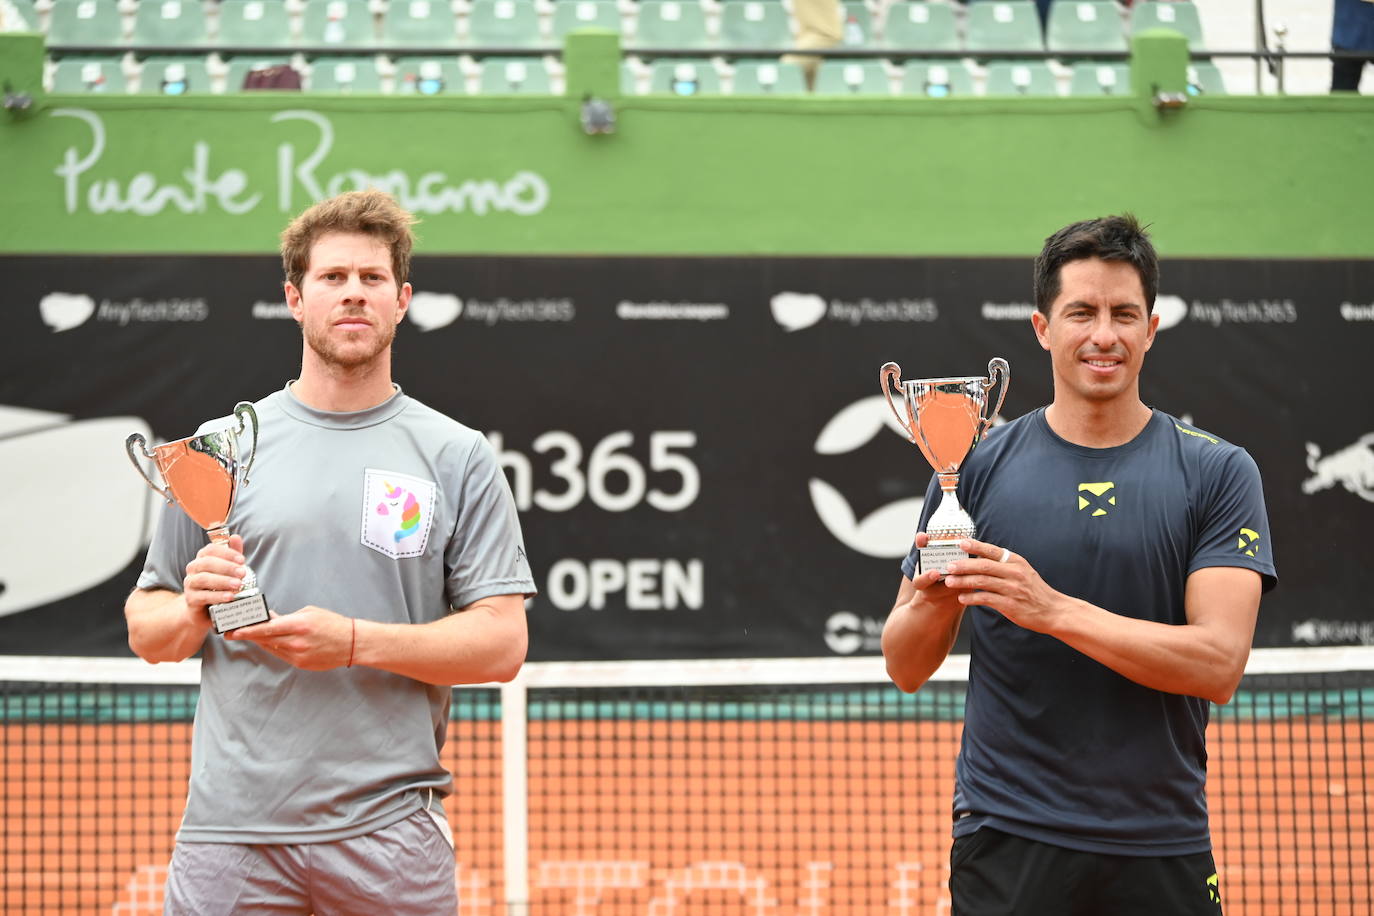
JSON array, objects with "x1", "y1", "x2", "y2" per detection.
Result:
[{"x1": 1303, "y1": 433, "x2": 1374, "y2": 503}]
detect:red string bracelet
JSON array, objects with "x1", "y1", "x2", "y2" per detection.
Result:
[{"x1": 346, "y1": 618, "x2": 356, "y2": 668}]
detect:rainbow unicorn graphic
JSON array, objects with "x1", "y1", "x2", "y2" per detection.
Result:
[{"x1": 376, "y1": 481, "x2": 422, "y2": 543}]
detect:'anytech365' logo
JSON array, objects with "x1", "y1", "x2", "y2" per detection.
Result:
[{"x1": 1077, "y1": 482, "x2": 1116, "y2": 517}]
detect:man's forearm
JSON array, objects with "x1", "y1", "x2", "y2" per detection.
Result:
[
  {"x1": 353, "y1": 596, "x2": 528, "y2": 686},
  {"x1": 125, "y1": 588, "x2": 212, "y2": 663},
  {"x1": 882, "y1": 600, "x2": 963, "y2": 693}
]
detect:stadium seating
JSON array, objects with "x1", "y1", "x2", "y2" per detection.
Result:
[
  {"x1": 1047, "y1": 1, "x2": 1127, "y2": 55},
  {"x1": 1187, "y1": 61, "x2": 1226, "y2": 95},
  {"x1": 467, "y1": 0, "x2": 543, "y2": 49},
  {"x1": 3, "y1": 0, "x2": 38, "y2": 30},
  {"x1": 814, "y1": 59, "x2": 889, "y2": 95},
  {"x1": 1131, "y1": 1, "x2": 1203, "y2": 48},
  {"x1": 393, "y1": 56, "x2": 466, "y2": 93},
  {"x1": 965, "y1": 1, "x2": 1043, "y2": 54},
  {"x1": 51, "y1": 55, "x2": 127, "y2": 91},
  {"x1": 218, "y1": 0, "x2": 293, "y2": 49},
  {"x1": 881, "y1": 1, "x2": 960, "y2": 54},
  {"x1": 899, "y1": 60, "x2": 975, "y2": 97},
  {"x1": 647, "y1": 57, "x2": 720, "y2": 94},
  {"x1": 718, "y1": 1, "x2": 792, "y2": 51},
  {"x1": 1067, "y1": 61, "x2": 1130, "y2": 95},
  {"x1": 478, "y1": 56, "x2": 552, "y2": 92},
  {"x1": 381, "y1": 0, "x2": 459, "y2": 47},
  {"x1": 307, "y1": 56, "x2": 384, "y2": 91},
  {"x1": 138, "y1": 56, "x2": 212, "y2": 93},
  {"x1": 132, "y1": 0, "x2": 209, "y2": 47},
  {"x1": 300, "y1": 0, "x2": 376, "y2": 47},
  {"x1": 732, "y1": 59, "x2": 806, "y2": 93},
  {"x1": 47, "y1": 0, "x2": 124, "y2": 48},
  {"x1": 984, "y1": 59, "x2": 1057, "y2": 96},
  {"x1": 633, "y1": 0, "x2": 708, "y2": 51},
  {"x1": 551, "y1": 0, "x2": 621, "y2": 41}
]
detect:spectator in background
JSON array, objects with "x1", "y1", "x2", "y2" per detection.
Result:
[
  {"x1": 1332, "y1": 0, "x2": 1374, "y2": 91},
  {"x1": 783, "y1": 0, "x2": 842, "y2": 90}
]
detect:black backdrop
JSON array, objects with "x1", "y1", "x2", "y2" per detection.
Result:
[{"x1": 2, "y1": 255, "x2": 1371, "y2": 658}]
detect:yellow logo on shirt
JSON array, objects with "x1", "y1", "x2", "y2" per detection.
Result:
[
  {"x1": 1078, "y1": 482, "x2": 1116, "y2": 517},
  {"x1": 1238, "y1": 528, "x2": 1260, "y2": 557}
]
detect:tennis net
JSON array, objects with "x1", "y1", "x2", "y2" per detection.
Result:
[{"x1": 1, "y1": 648, "x2": 1370, "y2": 915}]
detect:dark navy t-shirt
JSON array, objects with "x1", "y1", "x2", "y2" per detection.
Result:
[{"x1": 901, "y1": 408, "x2": 1277, "y2": 856}]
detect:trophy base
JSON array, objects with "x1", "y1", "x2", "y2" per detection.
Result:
[
  {"x1": 918, "y1": 540, "x2": 970, "y2": 577},
  {"x1": 210, "y1": 593, "x2": 270, "y2": 634}
]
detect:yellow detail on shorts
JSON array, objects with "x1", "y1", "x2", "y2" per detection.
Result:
[{"x1": 1207, "y1": 872, "x2": 1220, "y2": 904}]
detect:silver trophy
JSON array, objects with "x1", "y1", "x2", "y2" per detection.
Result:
[
  {"x1": 126, "y1": 403, "x2": 270, "y2": 634},
  {"x1": 881, "y1": 358, "x2": 1009, "y2": 575}
]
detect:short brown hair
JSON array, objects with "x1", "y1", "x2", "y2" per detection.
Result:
[
  {"x1": 280, "y1": 190, "x2": 417, "y2": 291},
  {"x1": 1033, "y1": 214, "x2": 1159, "y2": 315}
]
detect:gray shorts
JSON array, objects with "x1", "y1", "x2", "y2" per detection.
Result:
[{"x1": 163, "y1": 808, "x2": 458, "y2": 916}]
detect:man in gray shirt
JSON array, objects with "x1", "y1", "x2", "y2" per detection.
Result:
[{"x1": 126, "y1": 189, "x2": 535, "y2": 915}]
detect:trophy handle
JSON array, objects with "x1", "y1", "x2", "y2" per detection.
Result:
[
  {"x1": 125, "y1": 433, "x2": 175, "y2": 504},
  {"x1": 880, "y1": 362, "x2": 917, "y2": 443},
  {"x1": 233, "y1": 402, "x2": 259, "y2": 485},
  {"x1": 980, "y1": 358, "x2": 1011, "y2": 438}
]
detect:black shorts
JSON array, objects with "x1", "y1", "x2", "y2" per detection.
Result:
[{"x1": 950, "y1": 827, "x2": 1224, "y2": 916}]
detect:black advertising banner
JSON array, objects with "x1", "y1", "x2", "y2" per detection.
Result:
[{"x1": 1, "y1": 255, "x2": 1371, "y2": 658}]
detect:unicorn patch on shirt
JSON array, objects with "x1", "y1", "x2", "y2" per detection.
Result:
[{"x1": 361, "y1": 468, "x2": 437, "y2": 559}]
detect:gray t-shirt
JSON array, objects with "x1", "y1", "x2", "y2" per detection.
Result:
[{"x1": 137, "y1": 383, "x2": 536, "y2": 844}]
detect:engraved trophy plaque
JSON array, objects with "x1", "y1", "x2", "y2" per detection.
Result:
[
  {"x1": 881, "y1": 358, "x2": 1009, "y2": 575},
  {"x1": 126, "y1": 403, "x2": 270, "y2": 634}
]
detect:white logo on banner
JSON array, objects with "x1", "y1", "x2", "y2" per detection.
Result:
[
  {"x1": 361, "y1": 469, "x2": 437, "y2": 559},
  {"x1": 823, "y1": 611, "x2": 883, "y2": 655},
  {"x1": 809, "y1": 396, "x2": 925, "y2": 559},
  {"x1": 1154, "y1": 294, "x2": 1188, "y2": 330},
  {"x1": 615, "y1": 302, "x2": 729, "y2": 321},
  {"x1": 1303, "y1": 433, "x2": 1374, "y2": 503},
  {"x1": 0, "y1": 405, "x2": 161, "y2": 618},
  {"x1": 1340, "y1": 302, "x2": 1374, "y2": 321},
  {"x1": 1292, "y1": 618, "x2": 1374, "y2": 646},
  {"x1": 771, "y1": 292, "x2": 827, "y2": 332},
  {"x1": 49, "y1": 107, "x2": 550, "y2": 218},
  {"x1": 408, "y1": 291, "x2": 463, "y2": 332},
  {"x1": 39, "y1": 292, "x2": 96, "y2": 332}
]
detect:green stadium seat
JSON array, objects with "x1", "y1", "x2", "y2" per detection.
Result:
[
  {"x1": 732, "y1": 58, "x2": 806, "y2": 93},
  {"x1": 382, "y1": 0, "x2": 458, "y2": 47},
  {"x1": 1186, "y1": 60, "x2": 1225, "y2": 95},
  {"x1": 899, "y1": 59, "x2": 974, "y2": 96},
  {"x1": 965, "y1": 1, "x2": 1042, "y2": 54},
  {"x1": 551, "y1": 0, "x2": 621, "y2": 41},
  {"x1": 1130, "y1": 1, "x2": 1203, "y2": 48},
  {"x1": 719, "y1": 1, "x2": 792, "y2": 51},
  {"x1": 393, "y1": 55, "x2": 466, "y2": 93},
  {"x1": 1067, "y1": 61, "x2": 1130, "y2": 95},
  {"x1": 47, "y1": 0, "x2": 124, "y2": 48},
  {"x1": 132, "y1": 0, "x2": 209, "y2": 47},
  {"x1": 983, "y1": 59, "x2": 1057, "y2": 95},
  {"x1": 620, "y1": 60, "x2": 640, "y2": 93},
  {"x1": 634, "y1": 1, "x2": 708, "y2": 52},
  {"x1": 308, "y1": 56, "x2": 383, "y2": 90},
  {"x1": 218, "y1": 0, "x2": 292, "y2": 49},
  {"x1": 839, "y1": 1, "x2": 871, "y2": 49},
  {"x1": 477, "y1": 56, "x2": 551, "y2": 92},
  {"x1": 881, "y1": 1, "x2": 959, "y2": 53},
  {"x1": 647, "y1": 57, "x2": 719, "y2": 94},
  {"x1": 467, "y1": 0, "x2": 542, "y2": 48},
  {"x1": 814, "y1": 58, "x2": 889, "y2": 95},
  {"x1": 51, "y1": 56, "x2": 127, "y2": 92},
  {"x1": 1047, "y1": 1, "x2": 1127, "y2": 54},
  {"x1": 300, "y1": 0, "x2": 376, "y2": 47},
  {"x1": 224, "y1": 55, "x2": 294, "y2": 89},
  {"x1": 138, "y1": 55, "x2": 211, "y2": 93}
]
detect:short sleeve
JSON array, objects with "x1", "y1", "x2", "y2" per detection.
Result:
[
  {"x1": 1189, "y1": 447, "x2": 1277, "y2": 592},
  {"x1": 444, "y1": 435, "x2": 537, "y2": 609},
  {"x1": 135, "y1": 498, "x2": 207, "y2": 593},
  {"x1": 900, "y1": 472, "x2": 944, "y2": 580}
]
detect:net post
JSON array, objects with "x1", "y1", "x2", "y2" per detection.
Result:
[{"x1": 500, "y1": 672, "x2": 530, "y2": 915}]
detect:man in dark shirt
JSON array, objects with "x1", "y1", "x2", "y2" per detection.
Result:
[{"x1": 882, "y1": 214, "x2": 1276, "y2": 915}]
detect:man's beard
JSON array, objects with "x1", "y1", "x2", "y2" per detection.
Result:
[{"x1": 303, "y1": 318, "x2": 396, "y2": 370}]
